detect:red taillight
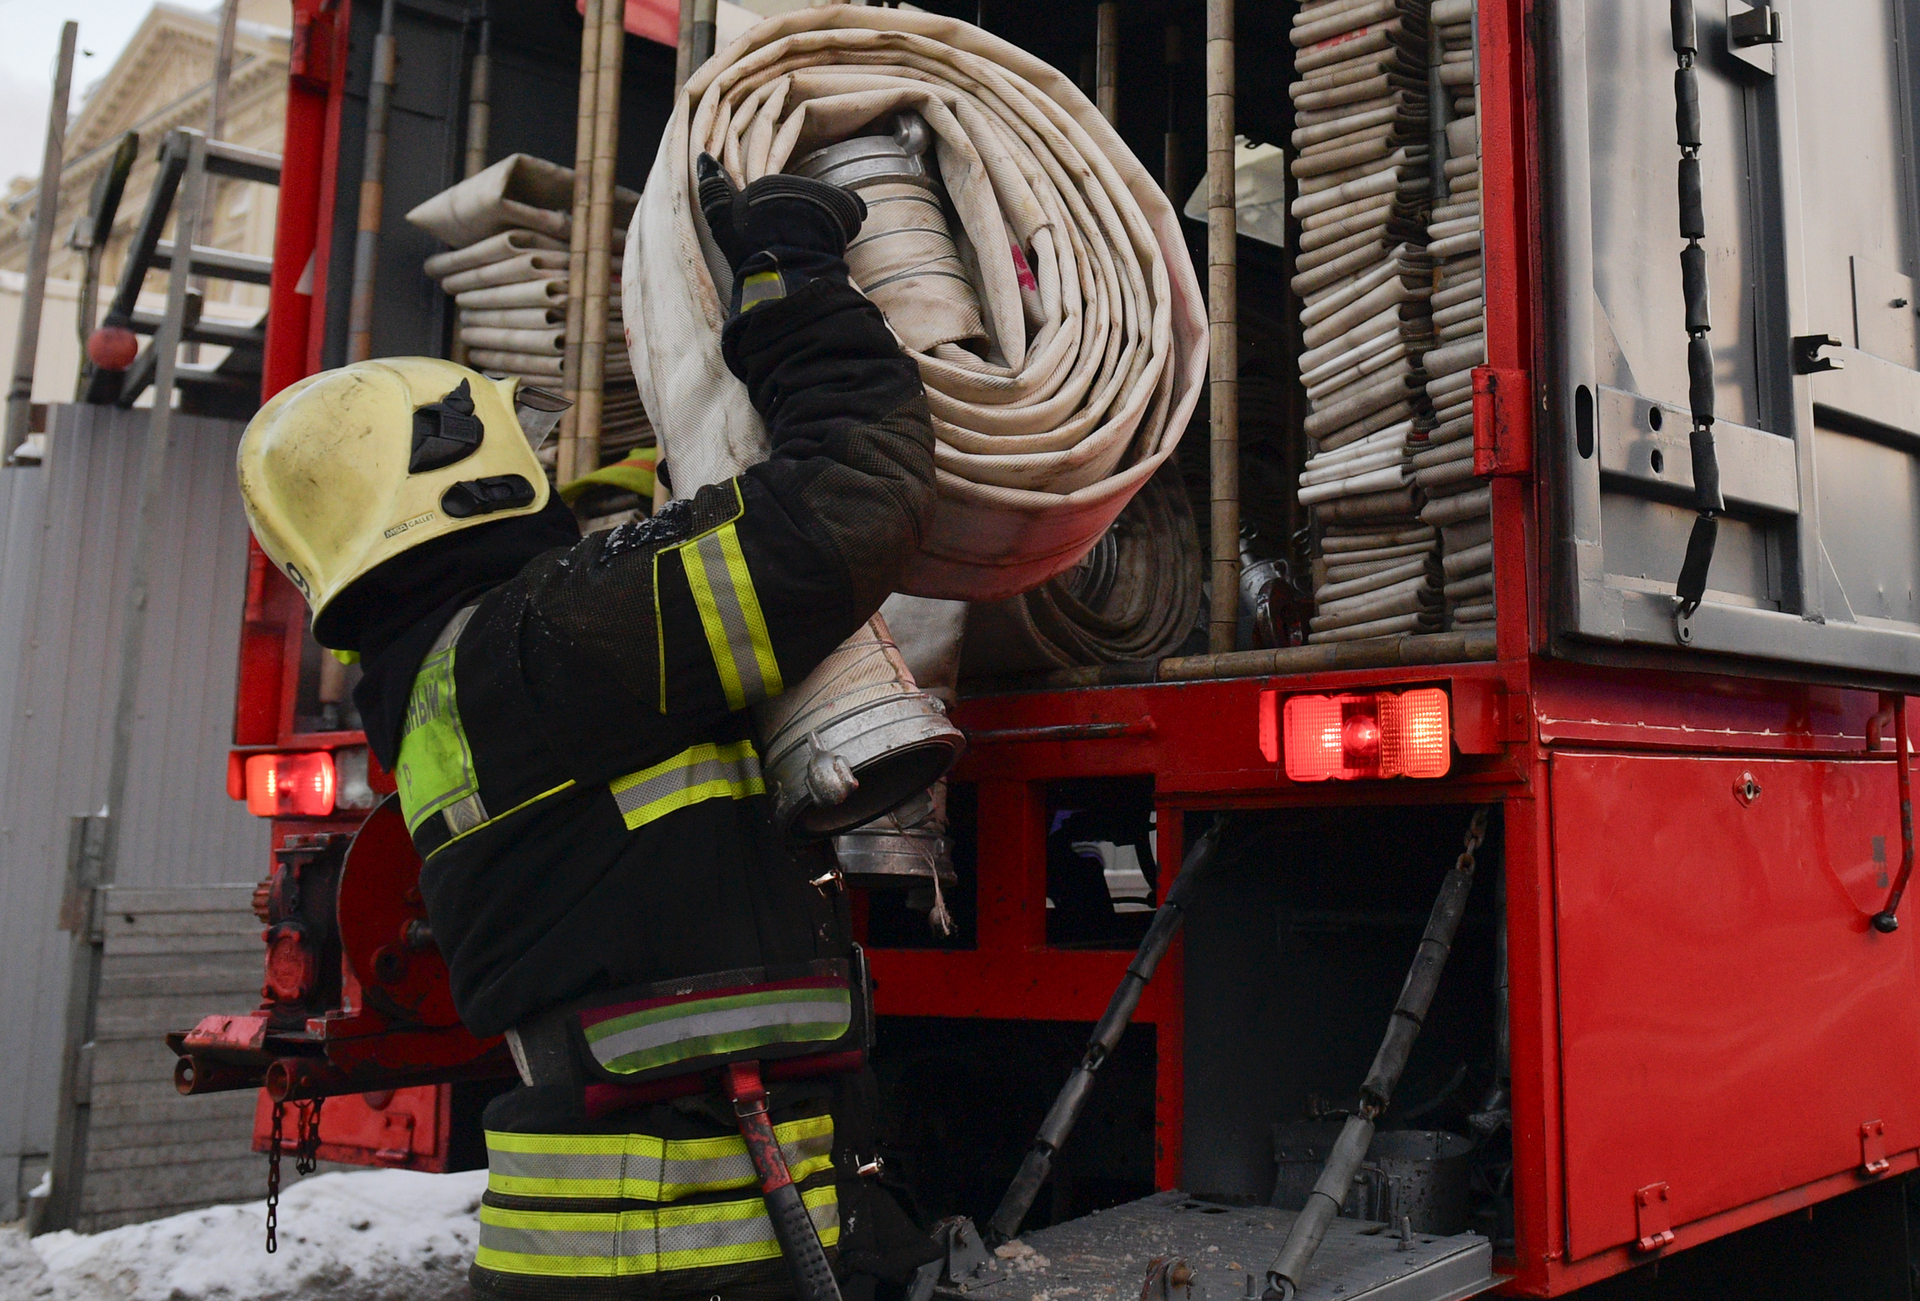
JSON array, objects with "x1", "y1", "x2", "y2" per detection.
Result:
[
  {"x1": 244, "y1": 751, "x2": 337, "y2": 817},
  {"x1": 1281, "y1": 688, "x2": 1451, "y2": 781}
]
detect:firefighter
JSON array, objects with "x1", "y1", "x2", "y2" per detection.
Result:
[{"x1": 238, "y1": 168, "x2": 943, "y2": 1301}]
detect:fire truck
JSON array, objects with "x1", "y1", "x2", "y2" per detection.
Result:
[{"x1": 173, "y1": 0, "x2": 1920, "y2": 1295}]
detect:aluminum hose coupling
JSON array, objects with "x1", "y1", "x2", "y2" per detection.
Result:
[
  {"x1": 755, "y1": 614, "x2": 966, "y2": 839},
  {"x1": 794, "y1": 114, "x2": 989, "y2": 357}
]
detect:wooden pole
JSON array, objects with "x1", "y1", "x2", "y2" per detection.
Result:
[
  {"x1": 558, "y1": 0, "x2": 603, "y2": 480},
  {"x1": 1095, "y1": 1, "x2": 1118, "y2": 124},
  {"x1": 4, "y1": 21, "x2": 78, "y2": 462},
  {"x1": 1204, "y1": 0, "x2": 1238, "y2": 652},
  {"x1": 575, "y1": 0, "x2": 627, "y2": 480},
  {"x1": 452, "y1": 14, "x2": 493, "y2": 368},
  {"x1": 675, "y1": 0, "x2": 697, "y2": 92},
  {"x1": 345, "y1": 0, "x2": 398, "y2": 363},
  {"x1": 691, "y1": 0, "x2": 718, "y2": 72}
]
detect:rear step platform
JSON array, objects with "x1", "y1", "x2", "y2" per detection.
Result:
[{"x1": 945, "y1": 1193, "x2": 1498, "y2": 1301}]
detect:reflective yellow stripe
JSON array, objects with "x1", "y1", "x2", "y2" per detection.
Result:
[
  {"x1": 739, "y1": 269, "x2": 785, "y2": 313},
  {"x1": 608, "y1": 739, "x2": 764, "y2": 831},
  {"x1": 485, "y1": 1115, "x2": 834, "y2": 1200},
  {"x1": 475, "y1": 1178, "x2": 838, "y2": 1278},
  {"x1": 716, "y1": 522, "x2": 783, "y2": 699},
  {"x1": 680, "y1": 519, "x2": 783, "y2": 710}
]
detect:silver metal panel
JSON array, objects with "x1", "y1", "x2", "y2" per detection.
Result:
[
  {"x1": 1549, "y1": 0, "x2": 1920, "y2": 681},
  {"x1": 1851, "y1": 256, "x2": 1919, "y2": 369},
  {"x1": 1597, "y1": 388, "x2": 1800, "y2": 515},
  {"x1": 0, "y1": 405, "x2": 267, "y2": 1219},
  {"x1": 965, "y1": 1193, "x2": 1497, "y2": 1301}
]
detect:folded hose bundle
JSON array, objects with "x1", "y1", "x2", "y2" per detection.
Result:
[
  {"x1": 626, "y1": 5, "x2": 1208, "y2": 602},
  {"x1": 959, "y1": 465, "x2": 1200, "y2": 676},
  {"x1": 407, "y1": 158, "x2": 650, "y2": 468},
  {"x1": 1289, "y1": 0, "x2": 1439, "y2": 644},
  {"x1": 1418, "y1": 0, "x2": 1492, "y2": 630}
]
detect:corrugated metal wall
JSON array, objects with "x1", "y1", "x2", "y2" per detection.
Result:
[{"x1": 0, "y1": 405, "x2": 268, "y2": 1220}]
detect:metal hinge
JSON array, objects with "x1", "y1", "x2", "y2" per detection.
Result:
[
  {"x1": 1633, "y1": 1182, "x2": 1675, "y2": 1254},
  {"x1": 1472, "y1": 366, "x2": 1532, "y2": 476},
  {"x1": 1860, "y1": 1120, "x2": 1891, "y2": 1177}
]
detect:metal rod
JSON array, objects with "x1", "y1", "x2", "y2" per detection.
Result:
[
  {"x1": 558, "y1": 0, "x2": 603, "y2": 478},
  {"x1": 675, "y1": 0, "x2": 697, "y2": 93},
  {"x1": 692, "y1": 0, "x2": 718, "y2": 71},
  {"x1": 1266, "y1": 808, "x2": 1491, "y2": 1299},
  {"x1": 1205, "y1": 0, "x2": 1239, "y2": 652},
  {"x1": 345, "y1": 0, "x2": 398, "y2": 363},
  {"x1": 574, "y1": 0, "x2": 627, "y2": 479},
  {"x1": 4, "y1": 20, "x2": 78, "y2": 462},
  {"x1": 1162, "y1": 23, "x2": 1182, "y2": 199},
  {"x1": 464, "y1": 16, "x2": 493, "y2": 180},
  {"x1": 987, "y1": 818, "x2": 1226, "y2": 1243},
  {"x1": 47, "y1": 133, "x2": 213, "y2": 1228},
  {"x1": 39, "y1": 815, "x2": 107, "y2": 1232},
  {"x1": 186, "y1": 0, "x2": 243, "y2": 364},
  {"x1": 1096, "y1": 1, "x2": 1119, "y2": 124}
]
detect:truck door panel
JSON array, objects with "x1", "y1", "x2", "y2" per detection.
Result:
[
  {"x1": 1550, "y1": 752, "x2": 1920, "y2": 1261},
  {"x1": 1548, "y1": 0, "x2": 1920, "y2": 682}
]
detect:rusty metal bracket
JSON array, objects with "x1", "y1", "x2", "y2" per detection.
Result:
[{"x1": 1471, "y1": 366, "x2": 1533, "y2": 476}]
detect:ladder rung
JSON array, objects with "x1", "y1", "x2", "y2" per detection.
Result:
[
  {"x1": 127, "y1": 311, "x2": 265, "y2": 349},
  {"x1": 150, "y1": 241, "x2": 274, "y2": 286},
  {"x1": 203, "y1": 139, "x2": 282, "y2": 186}
]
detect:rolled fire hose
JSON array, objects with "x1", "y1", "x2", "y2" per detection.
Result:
[
  {"x1": 959, "y1": 464, "x2": 1200, "y2": 676},
  {"x1": 624, "y1": 5, "x2": 1208, "y2": 601},
  {"x1": 626, "y1": 7, "x2": 1206, "y2": 833}
]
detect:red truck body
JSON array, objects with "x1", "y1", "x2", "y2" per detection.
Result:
[{"x1": 217, "y1": 0, "x2": 1920, "y2": 1293}]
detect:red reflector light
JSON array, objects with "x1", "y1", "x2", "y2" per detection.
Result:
[
  {"x1": 1282, "y1": 688, "x2": 1451, "y2": 781},
  {"x1": 244, "y1": 751, "x2": 337, "y2": 817}
]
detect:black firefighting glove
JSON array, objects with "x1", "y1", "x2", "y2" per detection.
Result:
[{"x1": 698, "y1": 152, "x2": 867, "y2": 318}]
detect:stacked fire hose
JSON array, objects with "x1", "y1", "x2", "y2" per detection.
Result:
[
  {"x1": 407, "y1": 155, "x2": 653, "y2": 468},
  {"x1": 1287, "y1": 0, "x2": 1443, "y2": 644},
  {"x1": 625, "y1": 9, "x2": 1207, "y2": 858},
  {"x1": 1419, "y1": 0, "x2": 1493, "y2": 630}
]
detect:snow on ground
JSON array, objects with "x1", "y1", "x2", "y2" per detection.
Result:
[{"x1": 1, "y1": 1167, "x2": 488, "y2": 1301}]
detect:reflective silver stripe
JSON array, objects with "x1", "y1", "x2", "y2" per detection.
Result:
[
  {"x1": 432, "y1": 603, "x2": 479, "y2": 655},
  {"x1": 584, "y1": 994, "x2": 848, "y2": 1074},
  {"x1": 609, "y1": 740, "x2": 764, "y2": 831}
]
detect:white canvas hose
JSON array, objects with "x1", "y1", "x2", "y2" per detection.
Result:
[{"x1": 625, "y1": 5, "x2": 1208, "y2": 602}]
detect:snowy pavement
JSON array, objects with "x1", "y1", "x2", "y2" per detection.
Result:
[{"x1": 0, "y1": 1168, "x2": 487, "y2": 1300}]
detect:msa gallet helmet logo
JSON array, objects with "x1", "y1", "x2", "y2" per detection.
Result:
[{"x1": 385, "y1": 511, "x2": 438, "y2": 539}]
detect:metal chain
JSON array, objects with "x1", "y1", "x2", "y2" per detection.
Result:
[
  {"x1": 265, "y1": 1100, "x2": 284, "y2": 1254},
  {"x1": 263, "y1": 1097, "x2": 325, "y2": 1254},
  {"x1": 1459, "y1": 805, "x2": 1490, "y2": 873},
  {"x1": 295, "y1": 1098, "x2": 325, "y2": 1176},
  {"x1": 1670, "y1": 0, "x2": 1723, "y2": 618}
]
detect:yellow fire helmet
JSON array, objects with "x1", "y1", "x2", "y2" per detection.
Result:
[{"x1": 238, "y1": 357, "x2": 568, "y2": 644}]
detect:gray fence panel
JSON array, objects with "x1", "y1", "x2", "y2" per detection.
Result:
[{"x1": 0, "y1": 405, "x2": 269, "y2": 1220}]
